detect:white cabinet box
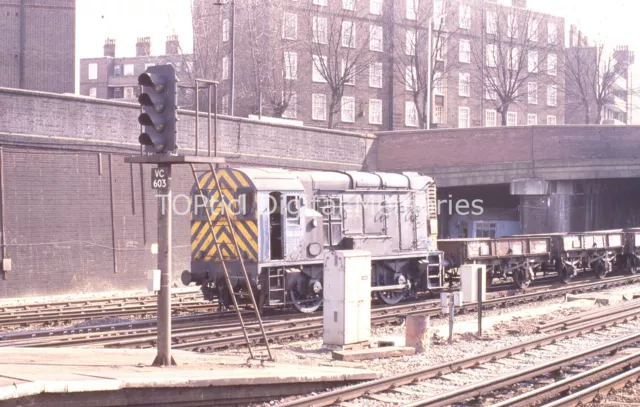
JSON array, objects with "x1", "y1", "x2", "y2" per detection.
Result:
[
  {"x1": 323, "y1": 250, "x2": 371, "y2": 346},
  {"x1": 460, "y1": 264, "x2": 486, "y2": 303}
]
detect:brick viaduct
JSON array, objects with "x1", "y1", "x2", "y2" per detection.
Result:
[{"x1": 1, "y1": 87, "x2": 639, "y2": 297}]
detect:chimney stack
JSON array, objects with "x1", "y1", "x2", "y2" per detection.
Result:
[
  {"x1": 136, "y1": 37, "x2": 151, "y2": 57},
  {"x1": 512, "y1": 0, "x2": 526, "y2": 8},
  {"x1": 569, "y1": 25, "x2": 576, "y2": 48},
  {"x1": 166, "y1": 35, "x2": 180, "y2": 55},
  {"x1": 103, "y1": 38, "x2": 115, "y2": 57}
]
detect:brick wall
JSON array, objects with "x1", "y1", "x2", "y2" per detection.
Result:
[{"x1": 0, "y1": 88, "x2": 373, "y2": 298}]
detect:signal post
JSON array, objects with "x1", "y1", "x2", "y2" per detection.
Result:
[{"x1": 125, "y1": 64, "x2": 224, "y2": 367}]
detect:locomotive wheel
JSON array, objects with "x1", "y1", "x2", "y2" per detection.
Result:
[
  {"x1": 558, "y1": 266, "x2": 572, "y2": 284},
  {"x1": 289, "y1": 286, "x2": 322, "y2": 313},
  {"x1": 377, "y1": 290, "x2": 406, "y2": 305},
  {"x1": 513, "y1": 267, "x2": 532, "y2": 289},
  {"x1": 631, "y1": 266, "x2": 640, "y2": 275},
  {"x1": 594, "y1": 260, "x2": 607, "y2": 279}
]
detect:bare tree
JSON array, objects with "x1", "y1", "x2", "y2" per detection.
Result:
[
  {"x1": 306, "y1": 4, "x2": 378, "y2": 128},
  {"x1": 564, "y1": 34, "x2": 630, "y2": 124},
  {"x1": 470, "y1": 4, "x2": 557, "y2": 125},
  {"x1": 389, "y1": 0, "x2": 460, "y2": 128}
]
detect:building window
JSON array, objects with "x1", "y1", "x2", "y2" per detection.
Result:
[
  {"x1": 283, "y1": 13, "x2": 298, "y2": 40},
  {"x1": 312, "y1": 94, "x2": 326, "y2": 120},
  {"x1": 312, "y1": 16, "x2": 328, "y2": 44},
  {"x1": 547, "y1": 85, "x2": 557, "y2": 106},
  {"x1": 486, "y1": 11, "x2": 497, "y2": 34},
  {"x1": 341, "y1": 21, "x2": 356, "y2": 48},
  {"x1": 405, "y1": 30, "x2": 416, "y2": 55},
  {"x1": 485, "y1": 109, "x2": 497, "y2": 127},
  {"x1": 341, "y1": 96, "x2": 355, "y2": 122},
  {"x1": 509, "y1": 47, "x2": 519, "y2": 70},
  {"x1": 312, "y1": 0, "x2": 327, "y2": 5},
  {"x1": 548, "y1": 22, "x2": 557, "y2": 44},
  {"x1": 113, "y1": 87, "x2": 123, "y2": 99},
  {"x1": 507, "y1": 111, "x2": 517, "y2": 126},
  {"x1": 406, "y1": 0, "x2": 418, "y2": 20},
  {"x1": 548, "y1": 54, "x2": 557, "y2": 76},
  {"x1": 223, "y1": 19, "x2": 230, "y2": 42},
  {"x1": 369, "y1": 99, "x2": 382, "y2": 124},
  {"x1": 222, "y1": 57, "x2": 229, "y2": 80},
  {"x1": 435, "y1": 42, "x2": 445, "y2": 61},
  {"x1": 486, "y1": 44, "x2": 497, "y2": 67},
  {"x1": 528, "y1": 82, "x2": 537, "y2": 104},
  {"x1": 370, "y1": 0, "x2": 383, "y2": 15},
  {"x1": 113, "y1": 64, "x2": 122, "y2": 76},
  {"x1": 434, "y1": 105, "x2": 443, "y2": 124},
  {"x1": 459, "y1": 39, "x2": 470, "y2": 63},
  {"x1": 459, "y1": 4, "x2": 470, "y2": 29},
  {"x1": 124, "y1": 87, "x2": 134, "y2": 99},
  {"x1": 405, "y1": 65, "x2": 416, "y2": 91},
  {"x1": 342, "y1": 59, "x2": 355, "y2": 85},
  {"x1": 282, "y1": 92, "x2": 297, "y2": 119},
  {"x1": 221, "y1": 96, "x2": 229, "y2": 114},
  {"x1": 434, "y1": 0, "x2": 445, "y2": 24},
  {"x1": 528, "y1": 51, "x2": 538, "y2": 73},
  {"x1": 342, "y1": 0, "x2": 355, "y2": 11},
  {"x1": 312, "y1": 55, "x2": 327, "y2": 83},
  {"x1": 508, "y1": 15, "x2": 518, "y2": 38},
  {"x1": 405, "y1": 101, "x2": 418, "y2": 127},
  {"x1": 459, "y1": 72, "x2": 470, "y2": 97},
  {"x1": 369, "y1": 62, "x2": 382, "y2": 88},
  {"x1": 370, "y1": 25, "x2": 383, "y2": 52},
  {"x1": 284, "y1": 52, "x2": 297, "y2": 79},
  {"x1": 458, "y1": 107, "x2": 470, "y2": 128},
  {"x1": 88, "y1": 63, "x2": 98, "y2": 80},
  {"x1": 89, "y1": 87, "x2": 97, "y2": 98},
  {"x1": 528, "y1": 19, "x2": 538, "y2": 42},
  {"x1": 476, "y1": 222, "x2": 496, "y2": 238},
  {"x1": 547, "y1": 115, "x2": 557, "y2": 125},
  {"x1": 124, "y1": 64, "x2": 134, "y2": 77},
  {"x1": 434, "y1": 71, "x2": 445, "y2": 95},
  {"x1": 528, "y1": 113, "x2": 538, "y2": 125},
  {"x1": 485, "y1": 78, "x2": 497, "y2": 100}
]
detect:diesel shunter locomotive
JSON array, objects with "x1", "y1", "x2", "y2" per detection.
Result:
[{"x1": 181, "y1": 168, "x2": 444, "y2": 313}]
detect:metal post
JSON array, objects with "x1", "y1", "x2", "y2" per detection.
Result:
[
  {"x1": 230, "y1": 0, "x2": 235, "y2": 116},
  {"x1": 448, "y1": 293, "x2": 454, "y2": 344},
  {"x1": 480, "y1": 2, "x2": 485, "y2": 127},
  {"x1": 426, "y1": 17, "x2": 433, "y2": 130},
  {"x1": 477, "y1": 267, "x2": 483, "y2": 337},
  {"x1": 213, "y1": 83, "x2": 218, "y2": 158},
  {"x1": 208, "y1": 84, "x2": 212, "y2": 157},
  {"x1": 195, "y1": 84, "x2": 200, "y2": 156},
  {"x1": 0, "y1": 149, "x2": 5, "y2": 280},
  {"x1": 153, "y1": 164, "x2": 176, "y2": 366}
]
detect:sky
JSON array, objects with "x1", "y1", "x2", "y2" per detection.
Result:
[{"x1": 75, "y1": 0, "x2": 640, "y2": 90}]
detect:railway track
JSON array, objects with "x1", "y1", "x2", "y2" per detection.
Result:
[
  {"x1": 276, "y1": 292, "x2": 640, "y2": 407},
  {"x1": 4, "y1": 274, "x2": 638, "y2": 351}
]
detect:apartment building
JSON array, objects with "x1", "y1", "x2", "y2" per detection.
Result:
[
  {"x1": 0, "y1": 0, "x2": 75, "y2": 93},
  {"x1": 564, "y1": 25, "x2": 634, "y2": 125},
  {"x1": 195, "y1": 0, "x2": 565, "y2": 130},
  {"x1": 79, "y1": 36, "x2": 194, "y2": 107}
]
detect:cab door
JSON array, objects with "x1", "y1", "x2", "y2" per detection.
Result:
[{"x1": 283, "y1": 193, "x2": 305, "y2": 262}]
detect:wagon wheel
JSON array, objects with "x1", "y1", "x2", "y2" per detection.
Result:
[
  {"x1": 513, "y1": 267, "x2": 532, "y2": 289},
  {"x1": 593, "y1": 260, "x2": 608, "y2": 280},
  {"x1": 628, "y1": 257, "x2": 640, "y2": 275},
  {"x1": 555, "y1": 261, "x2": 572, "y2": 284},
  {"x1": 374, "y1": 273, "x2": 407, "y2": 305},
  {"x1": 289, "y1": 281, "x2": 322, "y2": 314}
]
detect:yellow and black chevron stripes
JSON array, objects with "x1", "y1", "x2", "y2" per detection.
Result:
[{"x1": 190, "y1": 169, "x2": 258, "y2": 263}]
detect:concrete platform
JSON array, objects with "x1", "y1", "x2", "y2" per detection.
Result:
[{"x1": 0, "y1": 347, "x2": 380, "y2": 406}]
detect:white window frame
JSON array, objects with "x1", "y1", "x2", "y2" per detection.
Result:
[
  {"x1": 547, "y1": 84, "x2": 557, "y2": 106},
  {"x1": 341, "y1": 21, "x2": 356, "y2": 48},
  {"x1": 369, "y1": 25, "x2": 383, "y2": 52},
  {"x1": 459, "y1": 39, "x2": 470, "y2": 63},
  {"x1": 312, "y1": 94, "x2": 327, "y2": 120},
  {"x1": 223, "y1": 19, "x2": 230, "y2": 42},
  {"x1": 434, "y1": 71, "x2": 445, "y2": 95},
  {"x1": 509, "y1": 47, "x2": 519, "y2": 70},
  {"x1": 548, "y1": 22, "x2": 557, "y2": 44},
  {"x1": 283, "y1": 13, "x2": 298, "y2": 40},
  {"x1": 548, "y1": 54, "x2": 557, "y2": 76},
  {"x1": 486, "y1": 44, "x2": 497, "y2": 67},
  {"x1": 312, "y1": 0, "x2": 327, "y2": 6},
  {"x1": 485, "y1": 109, "x2": 497, "y2": 127},
  {"x1": 124, "y1": 86, "x2": 134, "y2": 99},
  {"x1": 405, "y1": 30, "x2": 416, "y2": 55},
  {"x1": 406, "y1": 65, "x2": 416, "y2": 91},
  {"x1": 459, "y1": 4, "x2": 471, "y2": 29},
  {"x1": 485, "y1": 77, "x2": 497, "y2": 100},
  {"x1": 342, "y1": 0, "x2": 355, "y2": 10},
  {"x1": 459, "y1": 72, "x2": 470, "y2": 97},
  {"x1": 284, "y1": 52, "x2": 298, "y2": 80},
  {"x1": 507, "y1": 111, "x2": 517, "y2": 126},
  {"x1": 528, "y1": 50, "x2": 538, "y2": 73},
  {"x1": 434, "y1": 0, "x2": 445, "y2": 25},
  {"x1": 89, "y1": 87, "x2": 97, "y2": 98},
  {"x1": 528, "y1": 113, "x2": 538, "y2": 125},
  {"x1": 124, "y1": 64, "x2": 134, "y2": 76},
  {"x1": 370, "y1": 0, "x2": 383, "y2": 15},
  {"x1": 341, "y1": 96, "x2": 356, "y2": 123},
  {"x1": 434, "y1": 105, "x2": 444, "y2": 124},
  {"x1": 486, "y1": 11, "x2": 497, "y2": 35},
  {"x1": 458, "y1": 106, "x2": 470, "y2": 128},
  {"x1": 406, "y1": 0, "x2": 418, "y2": 20},
  {"x1": 528, "y1": 19, "x2": 538, "y2": 42},
  {"x1": 369, "y1": 62, "x2": 383, "y2": 88},
  {"x1": 282, "y1": 92, "x2": 297, "y2": 119},
  {"x1": 312, "y1": 16, "x2": 328, "y2": 44},
  {"x1": 405, "y1": 101, "x2": 418, "y2": 127},
  {"x1": 508, "y1": 15, "x2": 518, "y2": 38},
  {"x1": 312, "y1": 55, "x2": 327, "y2": 83},
  {"x1": 528, "y1": 82, "x2": 538, "y2": 104},
  {"x1": 222, "y1": 57, "x2": 229, "y2": 80},
  {"x1": 342, "y1": 59, "x2": 355, "y2": 85},
  {"x1": 88, "y1": 63, "x2": 98, "y2": 80},
  {"x1": 547, "y1": 115, "x2": 557, "y2": 125},
  {"x1": 369, "y1": 99, "x2": 382, "y2": 124}
]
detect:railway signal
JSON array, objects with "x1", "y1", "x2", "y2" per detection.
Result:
[{"x1": 137, "y1": 64, "x2": 178, "y2": 154}]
